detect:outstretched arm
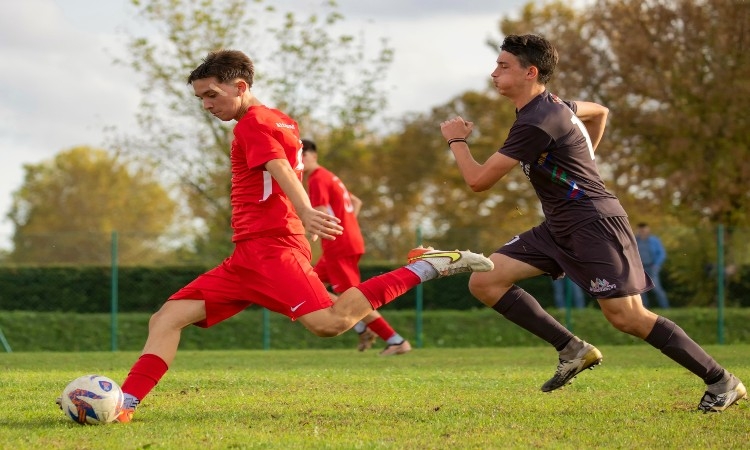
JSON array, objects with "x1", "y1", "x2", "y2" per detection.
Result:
[
  {"x1": 440, "y1": 116, "x2": 517, "y2": 192},
  {"x1": 265, "y1": 158, "x2": 343, "y2": 241},
  {"x1": 574, "y1": 101, "x2": 609, "y2": 152}
]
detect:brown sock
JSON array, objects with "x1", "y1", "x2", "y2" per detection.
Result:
[
  {"x1": 492, "y1": 285, "x2": 574, "y2": 350},
  {"x1": 645, "y1": 316, "x2": 724, "y2": 384}
]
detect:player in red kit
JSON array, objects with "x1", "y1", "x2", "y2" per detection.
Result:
[
  {"x1": 94, "y1": 50, "x2": 492, "y2": 422},
  {"x1": 302, "y1": 139, "x2": 411, "y2": 356}
]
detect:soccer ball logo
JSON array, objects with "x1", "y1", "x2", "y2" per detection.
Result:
[{"x1": 60, "y1": 375, "x2": 124, "y2": 425}]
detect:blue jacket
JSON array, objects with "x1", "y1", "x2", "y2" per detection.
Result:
[{"x1": 637, "y1": 235, "x2": 666, "y2": 267}]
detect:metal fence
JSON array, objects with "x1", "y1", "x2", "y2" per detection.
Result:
[
  {"x1": 2, "y1": 225, "x2": 749, "y2": 306},
  {"x1": 1, "y1": 224, "x2": 748, "y2": 352}
]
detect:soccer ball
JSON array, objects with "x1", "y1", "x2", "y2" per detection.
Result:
[{"x1": 60, "y1": 375, "x2": 124, "y2": 425}]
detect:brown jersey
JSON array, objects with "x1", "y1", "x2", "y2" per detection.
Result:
[{"x1": 499, "y1": 91, "x2": 626, "y2": 236}]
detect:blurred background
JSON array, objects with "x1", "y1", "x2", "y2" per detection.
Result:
[{"x1": 1, "y1": 0, "x2": 749, "y2": 350}]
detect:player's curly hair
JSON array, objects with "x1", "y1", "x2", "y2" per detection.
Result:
[
  {"x1": 500, "y1": 34, "x2": 558, "y2": 85},
  {"x1": 187, "y1": 49, "x2": 255, "y2": 87}
]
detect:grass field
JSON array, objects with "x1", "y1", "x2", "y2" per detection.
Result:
[{"x1": 1, "y1": 345, "x2": 748, "y2": 449}]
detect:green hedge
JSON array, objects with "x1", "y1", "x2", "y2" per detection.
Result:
[
  {"x1": 0, "y1": 265, "x2": 555, "y2": 313},
  {"x1": 0, "y1": 308, "x2": 748, "y2": 352},
  {"x1": 2, "y1": 264, "x2": 749, "y2": 313}
]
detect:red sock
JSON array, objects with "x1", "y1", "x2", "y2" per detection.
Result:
[
  {"x1": 357, "y1": 267, "x2": 420, "y2": 310},
  {"x1": 367, "y1": 317, "x2": 396, "y2": 341},
  {"x1": 120, "y1": 353, "x2": 169, "y2": 401}
]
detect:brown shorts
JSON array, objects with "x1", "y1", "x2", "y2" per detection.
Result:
[
  {"x1": 169, "y1": 235, "x2": 333, "y2": 327},
  {"x1": 497, "y1": 216, "x2": 653, "y2": 299}
]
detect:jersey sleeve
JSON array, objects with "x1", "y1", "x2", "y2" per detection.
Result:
[
  {"x1": 563, "y1": 99, "x2": 578, "y2": 114},
  {"x1": 499, "y1": 123, "x2": 553, "y2": 161},
  {"x1": 235, "y1": 120, "x2": 286, "y2": 170}
]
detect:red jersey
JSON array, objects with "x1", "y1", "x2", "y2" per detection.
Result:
[
  {"x1": 307, "y1": 167, "x2": 365, "y2": 257},
  {"x1": 230, "y1": 105, "x2": 306, "y2": 241}
]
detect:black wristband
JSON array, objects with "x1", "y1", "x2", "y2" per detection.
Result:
[{"x1": 447, "y1": 138, "x2": 467, "y2": 147}]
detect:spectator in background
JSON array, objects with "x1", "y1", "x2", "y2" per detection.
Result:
[
  {"x1": 552, "y1": 276, "x2": 586, "y2": 309},
  {"x1": 636, "y1": 223, "x2": 670, "y2": 309}
]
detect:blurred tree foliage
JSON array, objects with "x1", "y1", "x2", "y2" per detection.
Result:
[
  {"x1": 116, "y1": 0, "x2": 393, "y2": 264},
  {"x1": 91, "y1": 0, "x2": 748, "y2": 306},
  {"x1": 7, "y1": 147, "x2": 176, "y2": 265},
  {"x1": 415, "y1": 0, "x2": 748, "y2": 305},
  {"x1": 322, "y1": 0, "x2": 750, "y2": 305}
]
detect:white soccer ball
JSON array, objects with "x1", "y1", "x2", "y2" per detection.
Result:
[{"x1": 60, "y1": 374, "x2": 124, "y2": 425}]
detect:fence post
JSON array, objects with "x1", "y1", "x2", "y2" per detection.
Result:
[
  {"x1": 415, "y1": 225, "x2": 424, "y2": 348},
  {"x1": 0, "y1": 327, "x2": 11, "y2": 353},
  {"x1": 564, "y1": 278, "x2": 573, "y2": 332},
  {"x1": 111, "y1": 231, "x2": 119, "y2": 352},
  {"x1": 716, "y1": 224, "x2": 725, "y2": 345},
  {"x1": 262, "y1": 308, "x2": 270, "y2": 350}
]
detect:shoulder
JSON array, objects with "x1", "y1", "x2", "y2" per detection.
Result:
[
  {"x1": 235, "y1": 108, "x2": 300, "y2": 145},
  {"x1": 313, "y1": 167, "x2": 335, "y2": 182},
  {"x1": 235, "y1": 108, "x2": 271, "y2": 133},
  {"x1": 518, "y1": 92, "x2": 573, "y2": 125}
]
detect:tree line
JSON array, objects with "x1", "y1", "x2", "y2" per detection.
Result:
[{"x1": 4, "y1": 0, "x2": 749, "y2": 305}]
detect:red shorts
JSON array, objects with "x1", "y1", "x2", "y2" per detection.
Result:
[
  {"x1": 497, "y1": 216, "x2": 652, "y2": 299},
  {"x1": 169, "y1": 235, "x2": 333, "y2": 327},
  {"x1": 313, "y1": 253, "x2": 362, "y2": 294}
]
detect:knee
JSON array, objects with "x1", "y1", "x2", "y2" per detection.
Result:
[
  {"x1": 305, "y1": 321, "x2": 345, "y2": 338},
  {"x1": 148, "y1": 309, "x2": 166, "y2": 329},
  {"x1": 148, "y1": 308, "x2": 179, "y2": 334},
  {"x1": 605, "y1": 314, "x2": 635, "y2": 334},
  {"x1": 604, "y1": 310, "x2": 652, "y2": 337},
  {"x1": 469, "y1": 273, "x2": 510, "y2": 306},
  {"x1": 147, "y1": 305, "x2": 184, "y2": 332}
]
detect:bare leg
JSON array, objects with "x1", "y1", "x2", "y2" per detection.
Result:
[
  {"x1": 597, "y1": 294, "x2": 658, "y2": 338},
  {"x1": 598, "y1": 294, "x2": 724, "y2": 383},
  {"x1": 141, "y1": 300, "x2": 206, "y2": 366},
  {"x1": 325, "y1": 290, "x2": 382, "y2": 324},
  {"x1": 297, "y1": 287, "x2": 374, "y2": 337}
]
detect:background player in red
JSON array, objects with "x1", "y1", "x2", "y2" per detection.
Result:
[
  {"x1": 302, "y1": 139, "x2": 411, "y2": 356},
  {"x1": 103, "y1": 49, "x2": 492, "y2": 422},
  {"x1": 440, "y1": 34, "x2": 745, "y2": 412}
]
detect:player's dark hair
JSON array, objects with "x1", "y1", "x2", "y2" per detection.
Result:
[
  {"x1": 301, "y1": 139, "x2": 317, "y2": 152},
  {"x1": 187, "y1": 50, "x2": 255, "y2": 87},
  {"x1": 500, "y1": 34, "x2": 558, "y2": 85}
]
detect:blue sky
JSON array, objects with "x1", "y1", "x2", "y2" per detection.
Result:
[{"x1": 0, "y1": 0, "x2": 526, "y2": 249}]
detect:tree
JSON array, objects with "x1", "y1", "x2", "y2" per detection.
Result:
[
  {"x1": 116, "y1": 0, "x2": 393, "y2": 263},
  {"x1": 588, "y1": 0, "x2": 750, "y2": 225},
  {"x1": 8, "y1": 147, "x2": 176, "y2": 265}
]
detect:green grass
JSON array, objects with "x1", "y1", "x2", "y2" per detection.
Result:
[{"x1": 1, "y1": 346, "x2": 748, "y2": 449}]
